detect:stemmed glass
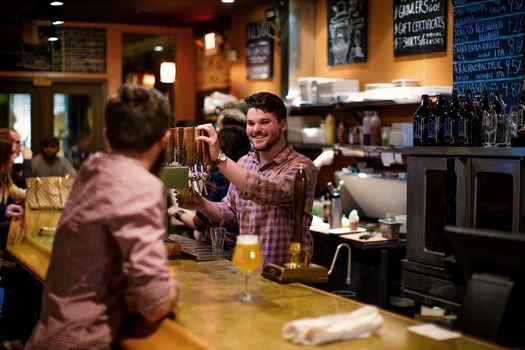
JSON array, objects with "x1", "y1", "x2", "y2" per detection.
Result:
[{"x1": 231, "y1": 234, "x2": 262, "y2": 303}]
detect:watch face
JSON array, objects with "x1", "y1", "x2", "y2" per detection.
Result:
[{"x1": 215, "y1": 151, "x2": 226, "y2": 164}]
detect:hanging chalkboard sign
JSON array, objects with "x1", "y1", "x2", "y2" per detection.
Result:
[
  {"x1": 452, "y1": 0, "x2": 524, "y2": 106},
  {"x1": 0, "y1": 26, "x2": 106, "y2": 73},
  {"x1": 327, "y1": 0, "x2": 367, "y2": 66},
  {"x1": 393, "y1": 0, "x2": 447, "y2": 57},
  {"x1": 246, "y1": 21, "x2": 274, "y2": 80}
]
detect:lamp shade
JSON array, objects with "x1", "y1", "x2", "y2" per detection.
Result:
[{"x1": 160, "y1": 61, "x2": 176, "y2": 83}]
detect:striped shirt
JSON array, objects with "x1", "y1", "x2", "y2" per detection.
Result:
[
  {"x1": 217, "y1": 144, "x2": 317, "y2": 267},
  {"x1": 26, "y1": 152, "x2": 173, "y2": 349}
]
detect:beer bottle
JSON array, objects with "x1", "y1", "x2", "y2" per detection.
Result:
[
  {"x1": 413, "y1": 94, "x2": 431, "y2": 146},
  {"x1": 337, "y1": 115, "x2": 348, "y2": 144},
  {"x1": 444, "y1": 91, "x2": 459, "y2": 146},
  {"x1": 457, "y1": 92, "x2": 473, "y2": 146},
  {"x1": 470, "y1": 90, "x2": 483, "y2": 147},
  {"x1": 433, "y1": 94, "x2": 448, "y2": 146}
]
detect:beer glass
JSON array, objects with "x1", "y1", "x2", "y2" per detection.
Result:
[
  {"x1": 231, "y1": 235, "x2": 262, "y2": 303},
  {"x1": 481, "y1": 109, "x2": 497, "y2": 147}
]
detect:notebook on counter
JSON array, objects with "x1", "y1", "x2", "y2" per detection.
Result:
[{"x1": 168, "y1": 234, "x2": 232, "y2": 261}]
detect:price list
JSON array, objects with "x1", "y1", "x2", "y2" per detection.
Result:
[{"x1": 452, "y1": 0, "x2": 524, "y2": 105}]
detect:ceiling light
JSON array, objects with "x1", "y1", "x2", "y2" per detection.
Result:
[
  {"x1": 50, "y1": 1, "x2": 63, "y2": 6},
  {"x1": 154, "y1": 46, "x2": 164, "y2": 52},
  {"x1": 48, "y1": 26, "x2": 59, "y2": 41},
  {"x1": 222, "y1": 0, "x2": 234, "y2": 3}
]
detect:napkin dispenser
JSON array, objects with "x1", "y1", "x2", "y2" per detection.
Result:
[{"x1": 262, "y1": 164, "x2": 328, "y2": 284}]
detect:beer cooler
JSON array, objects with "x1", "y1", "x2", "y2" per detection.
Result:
[{"x1": 402, "y1": 147, "x2": 525, "y2": 312}]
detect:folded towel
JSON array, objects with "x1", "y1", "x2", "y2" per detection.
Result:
[{"x1": 282, "y1": 305, "x2": 383, "y2": 345}]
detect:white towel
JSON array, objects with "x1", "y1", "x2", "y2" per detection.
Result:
[{"x1": 282, "y1": 305, "x2": 383, "y2": 345}]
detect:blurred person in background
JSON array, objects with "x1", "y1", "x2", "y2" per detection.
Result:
[
  {"x1": 216, "y1": 108, "x2": 247, "y2": 131},
  {"x1": 0, "y1": 134, "x2": 25, "y2": 258},
  {"x1": 0, "y1": 128, "x2": 33, "y2": 188},
  {"x1": 31, "y1": 136, "x2": 76, "y2": 177}
]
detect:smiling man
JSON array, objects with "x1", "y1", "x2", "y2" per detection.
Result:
[{"x1": 178, "y1": 92, "x2": 318, "y2": 267}]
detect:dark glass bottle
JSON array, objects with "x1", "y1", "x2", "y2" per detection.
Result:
[
  {"x1": 428, "y1": 94, "x2": 447, "y2": 146},
  {"x1": 470, "y1": 90, "x2": 483, "y2": 147},
  {"x1": 444, "y1": 91, "x2": 459, "y2": 146},
  {"x1": 337, "y1": 115, "x2": 348, "y2": 144},
  {"x1": 413, "y1": 94, "x2": 431, "y2": 147},
  {"x1": 457, "y1": 92, "x2": 473, "y2": 146}
]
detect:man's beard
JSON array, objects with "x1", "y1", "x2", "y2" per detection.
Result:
[
  {"x1": 150, "y1": 148, "x2": 167, "y2": 177},
  {"x1": 252, "y1": 128, "x2": 281, "y2": 152}
]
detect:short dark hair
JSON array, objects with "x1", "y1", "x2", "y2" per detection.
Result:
[
  {"x1": 218, "y1": 125, "x2": 251, "y2": 162},
  {"x1": 105, "y1": 85, "x2": 171, "y2": 152},
  {"x1": 42, "y1": 136, "x2": 59, "y2": 147},
  {"x1": 244, "y1": 92, "x2": 287, "y2": 122},
  {"x1": 219, "y1": 108, "x2": 246, "y2": 128}
]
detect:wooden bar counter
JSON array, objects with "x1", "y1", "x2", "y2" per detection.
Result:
[{"x1": 5, "y1": 209, "x2": 506, "y2": 350}]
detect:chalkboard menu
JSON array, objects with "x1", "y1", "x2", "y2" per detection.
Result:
[
  {"x1": 393, "y1": 0, "x2": 447, "y2": 57},
  {"x1": 327, "y1": 0, "x2": 367, "y2": 66},
  {"x1": 246, "y1": 21, "x2": 273, "y2": 80},
  {"x1": 452, "y1": 0, "x2": 524, "y2": 106},
  {"x1": 9, "y1": 26, "x2": 106, "y2": 73}
]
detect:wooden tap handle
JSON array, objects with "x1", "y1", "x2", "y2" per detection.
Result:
[
  {"x1": 184, "y1": 127, "x2": 196, "y2": 165},
  {"x1": 175, "y1": 127, "x2": 185, "y2": 165},
  {"x1": 199, "y1": 129, "x2": 211, "y2": 165}
]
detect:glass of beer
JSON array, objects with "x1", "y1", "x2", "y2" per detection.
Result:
[{"x1": 231, "y1": 234, "x2": 262, "y2": 303}]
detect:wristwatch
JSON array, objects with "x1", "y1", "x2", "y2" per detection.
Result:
[
  {"x1": 213, "y1": 151, "x2": 227, "y2": 165},
  {"x1": 175, "y1": 210, "x2": 185, "y2": 221}
]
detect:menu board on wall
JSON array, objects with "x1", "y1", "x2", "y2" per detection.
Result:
[
  {"x1": 51, "y1": 27, "x2": 106, "y2": 73},
  {"x1": 0, "y1": 26, "x2": 106, "y2": 73},
  {"x1": 452, "y1": 0, "x2": 524, "y2": 106},
  {"x1": 327, "y1": 0, "x2": 367, "y2": 66},
  {"x1": 246, "y1": 21, "x2": 273, "y2": 80},
  {"x1": 393, "y1": 0, "x2": 447, "y2": 57}
]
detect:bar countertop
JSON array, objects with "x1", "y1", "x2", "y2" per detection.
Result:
[{"x1": 6, "y1": 209, "x2": 506, "y2": 350}]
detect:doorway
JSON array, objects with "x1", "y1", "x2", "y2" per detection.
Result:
[{"x1": 0, "y1": 78, "x2": 106, "y2": 169}]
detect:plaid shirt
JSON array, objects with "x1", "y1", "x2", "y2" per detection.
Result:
[
  {"x1": 26, "y1": 153, "x2": 173, "y2": 349},
  {"x1": 217, "y1": 144, "x2": 317, "y2": 267}
]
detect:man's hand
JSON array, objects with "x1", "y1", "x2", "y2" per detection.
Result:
[{"x1": 21, "y1": 146, "x2": 33, "y2": 160}]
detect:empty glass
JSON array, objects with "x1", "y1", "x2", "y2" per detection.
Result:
[
  {"x1": 210, "y1": 227, "x2": 226, "y2": 253},
  {"x1": 495, "y1": 113, "x2": 508, "y2": 147},
  {"x1": 481, "y1": 109, "x2": 497, "y2": 147}
]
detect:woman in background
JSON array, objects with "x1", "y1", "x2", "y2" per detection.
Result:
[{"x1": 0, "y1": 134, "x2": 25, "y2": 257}]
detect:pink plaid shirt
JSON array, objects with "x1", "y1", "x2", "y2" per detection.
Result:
[
  {"x1": 217, "y1": 144, "x2": 317, "y2": 266},
  {"x1": 26, "y1": 152, "x2": 173, "y2": 349}
]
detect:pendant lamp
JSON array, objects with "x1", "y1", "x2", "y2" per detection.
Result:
[{"x1": 160, "y1": 61, "x2": 176, "y2": 83}]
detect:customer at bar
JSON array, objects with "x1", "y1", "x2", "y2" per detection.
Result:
[
  {"x1": 178, "y1": 92, "x2": 318, "y2": 267},
  {"x1": 31, "y1": 136, "x2": 77, "y2": 177},
  {"x1": 25, "y1": 85, "x2": 179, "y2": 349},
  {"x1": 0, "y1": 128, "x2": 33, "y2": 188},
  {"x1": 0, "y1": 134, "x2": 25, "y2": 258}
]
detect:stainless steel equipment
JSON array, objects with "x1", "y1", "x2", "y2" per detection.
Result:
[{"x1": 402, "y1": 147, "x2": 525, "y2": 312}]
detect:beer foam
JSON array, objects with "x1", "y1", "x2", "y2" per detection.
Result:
[{"x1": 237, "y1": 234, "x2": 259, "y2": 245}]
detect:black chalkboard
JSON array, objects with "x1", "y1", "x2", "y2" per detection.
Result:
[
  {"x1": 246, "y1": 21, "x2": 274, "y2": 80},
  {"x1": 327, "y1": 0, "x2": 367, "y2": 66},
  {"x1": 393, "y1": 0, "x2": 447, "y2": 57},
  {"x1": 452, "y1": 0, "x2": 524, "y2": 106},
  {"x1": 3, "y1": 26, "x2": 107, "y2": 73}
]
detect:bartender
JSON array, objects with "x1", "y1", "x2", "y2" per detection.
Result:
[{"x1": 178, "y1": 92, "x2": 318, "y2": 267}]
